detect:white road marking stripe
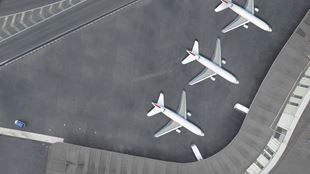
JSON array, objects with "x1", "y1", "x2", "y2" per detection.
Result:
[
  {"x1": 59, "y1": 2, "x2": 65, "y2": 10},
  {"x1": 48, "y1": 4, "x2": 55, "y2": 14},
  {"x1": 0, "y1": 127, "x2": 64, "y2": 143},
  {"x1": 0, "y1": 0, "x2": 87, "y2": 44},
  {"x1": 10, "y1": 15, "x2": 20, "y2": 32},
  {"x1": 20, "y1": 12, "x2": 28, "y2": 27},
  {"x1": 2, "y1": 16, "x2": 11, "y2": 35},
  {"x1": 39, "y1": 7, "x2": 45, "y2": 19}
]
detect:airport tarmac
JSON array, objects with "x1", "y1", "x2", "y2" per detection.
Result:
[
  {"x1": 0, "y1": 135, "x2": 49, "y2": 174},
  {"x1": 0, "y1": 0, "x2": 309, "y2": 163}
]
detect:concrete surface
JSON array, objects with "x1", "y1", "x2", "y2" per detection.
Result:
[
  {"x1": 271, "y1": 105, "x2": 310, "y2": 174},
  {"x1": 0, "y1": 135, "x2": 49, "y2": 174}
]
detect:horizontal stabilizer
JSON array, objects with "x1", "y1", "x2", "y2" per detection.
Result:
[
  {"x1": 147, "y1": 93, "x2": 164, "y2": 117},
  {"x1": 147, "y1": 107, "x2": 161, "y2": 117},
  {"x1": 214, "y1": 2, "x2": 230, "y2": 12},
  {"x1": 182, "y1": 54, "x2": 196, "y2": 64},
  {"x1": 182, "y1": 40, "x2": 199, "y2": 64}
]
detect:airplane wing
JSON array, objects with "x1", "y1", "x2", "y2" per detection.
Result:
[
  {"x1": 154, "y1": 120, "x2": 182, "y2": 138},
  {"x1": 189, "y1": 68, "x2": 216, "y2": 85},
  {"x1": 222, "y1": 16, "x2": 249, "y2": 33},
  {"x1": 245, "y1": 0, "x2": 254, "y2": 14},
  {"x1": 177, "y1": 90, "x2": 186, "y2": 119},
  {"x1": 211, "y1": 38, "x2": 221, "y2": 66}
]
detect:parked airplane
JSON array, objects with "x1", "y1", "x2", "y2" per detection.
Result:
[
  {"x1": 147, "y1": 90, "x2": 205, "y2": 138},
  {"x1": 182, "y1": 38, "x2": 239, "y2": 85},
  {"x1": 214, "y1": 0, "x2": 272, "y2": 33}
]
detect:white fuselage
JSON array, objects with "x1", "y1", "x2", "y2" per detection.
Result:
[
  {"x1": 160, "y1": 106, "x2": 205, "y2": 136},
  {"x1": 197, "y1": 55, "x2": 239, "y2": 84},
  {"x1": 227, "y1": 2, "x2": 272, "y2": 32}
]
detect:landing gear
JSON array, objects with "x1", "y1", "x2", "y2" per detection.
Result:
[
  {"x1": 221, "y1": 59, "x2": 226, "y2": 65},
  {"x1": 211, "y1": 77, "x2": 216, "y2": 81},
  {"x1": 243, "y1": 24, "x2": 249, "y2": 29},
  {"x1": 176, "y1": 129, "x2": 181, "y2": 133}
]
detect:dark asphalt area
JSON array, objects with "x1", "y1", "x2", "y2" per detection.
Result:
[
  {"x1": 0, "y1": 136, "x2": 49, "y2": 174},
  {"x1": 0, "y1": 0, "x2": 309, "y2": 162}
]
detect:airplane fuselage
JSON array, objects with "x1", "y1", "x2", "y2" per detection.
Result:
[
  {"x1": 159, "y1": 106, "x2": 205, "y2": 136},
  {"x1": 226, "y1": 2, "x2": 272, "y2": 32},
  {"x1": 197, "y1": 55, "x2": 239, "y2": 84}
]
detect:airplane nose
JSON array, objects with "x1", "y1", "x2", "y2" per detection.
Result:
[
  {"x1": 268, "y1": 27, "x2": 272, "y2": 32},
  {"x1": 200, "y1": 132, "x2": 205, "y2": 136},
  {"x1": 232, "y1": 78, "x2": 239, "y2": 84}
]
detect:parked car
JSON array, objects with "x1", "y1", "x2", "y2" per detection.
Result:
[{"x1": 14, "y1": 120, "x2": 26, "y2": 128}]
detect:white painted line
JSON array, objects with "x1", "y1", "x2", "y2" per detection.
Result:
[
  {"x1": 0, "y1": 127, "x2": 64, "y2": 144},
  {"x1": 69, "y1": 0, "x2": 74, "y2": 6},
  {"x1": 0, "y1": 0, "x2": 69, "y2": 17},
  {"x1": 59, "y1": 2, "x2": 65, "y2": 10},
  {"x1": 0, "y1": 0, "x2": 87, "y2": 45},
  {"x1": 29, "y1": 10, "x2": 36, "y2": 24},
  {"x1": 10, "y1": 15, "x2": 20, "y2": 32},
  {"x1": 48, "y1": 4, "x2": 55, "y2": 15},
  {"x1": 39, "y1": 7, "x2": 45, "y2": 19},
  {"x1": 20, "y1": 12, "x2": 28, "y2": 27},
  {"x1": 2, "y1": 16, "x2": 12, "y2": 35}
]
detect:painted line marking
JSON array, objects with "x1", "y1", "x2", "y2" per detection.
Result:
[
  {"x1": 0, "y1": 0, "x2": 87, "y2": 45},
  {"x1": 59, "y1": 2, "x2": 65, "y2": 10},
  {"x1": 10, "y1": 15, "x2": 20, "y2": 32},
  {"x1": 2, "y1": 16, "x2": 11, "y2": 35},
  {"x1": 0, "y1": 0, "x2": 139, "y2": 68},
  {"x1": 0, "y1": 127, "x2": 64, "y2": 143}
]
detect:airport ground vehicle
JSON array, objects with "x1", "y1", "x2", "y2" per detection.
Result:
[{"x1": 14, "y1": 120, "x2": 26, "y2": 128}]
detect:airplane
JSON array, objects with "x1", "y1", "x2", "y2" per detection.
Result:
[
  {"x1": 182, "y1": 38, "x2": 239, "y2": 85},
  {"x1": 214, "y1": 0, "x2": 272, "y2": 33},
  {"x1": 147, "y1": 90, "x2": 205, "y2": 138}
]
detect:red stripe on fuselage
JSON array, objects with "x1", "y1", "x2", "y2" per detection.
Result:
[
  {"x1": 154, "y1": 103, "x2": 161, "y2": 108},
  {"x1": 189, "y1": 51, "x2": 195, "y2": 56}
]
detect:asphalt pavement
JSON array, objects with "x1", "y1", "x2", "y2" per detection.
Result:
[{"x1": 0, "y1": 0, "x2": 309, "y2": 163}]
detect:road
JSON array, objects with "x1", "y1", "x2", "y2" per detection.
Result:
[{"x1": 0, "y1": 0, "x2": 142, "y2": 65}]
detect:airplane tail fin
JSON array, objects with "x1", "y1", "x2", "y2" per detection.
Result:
[
  {"x1": 214, "y1": 1, "x2": 231, "y2": 12},
  {"x1": 182, "y1": 41, "x2": 199, "y2": 64},
  {"x1": 147, "y1": 93, "x2": 164, "y2": 117}
]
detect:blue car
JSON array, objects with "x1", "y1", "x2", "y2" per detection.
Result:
[{"x1": 14, "y1": 120, "x2": 26, "y2": 128}]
